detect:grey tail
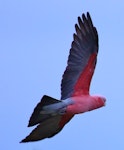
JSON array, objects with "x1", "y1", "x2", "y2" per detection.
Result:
[{"x1": 28, "y1": 95, "x2": 61, "y2": 127}]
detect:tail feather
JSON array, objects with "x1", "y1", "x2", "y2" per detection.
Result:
[
  {"x1": 21, "y1": 95, "x2": 74, "y2": 142},
  {"x1": 28, "y1": 95, "x2": 61, "y2": 127}
]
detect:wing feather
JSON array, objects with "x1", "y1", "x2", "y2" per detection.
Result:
[{"x1": 61, "y1": 12, "x2": 98, "y2": 100}]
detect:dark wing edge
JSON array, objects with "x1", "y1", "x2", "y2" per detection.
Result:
[
  {"x1": 20, "y1": 115, "x2": 63, "y2": 142},
  {"x1": 61, "y1": 12, "x2": 98, "y2": 100}
]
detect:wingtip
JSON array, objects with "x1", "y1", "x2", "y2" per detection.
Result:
[
  {"x1": 27, "y1": 120, "x2": 37, "y2": 127},
  {"x1": 87, "y1": 12, "x2": 92, "y2": 22},
  {"x1": 82, "y1": 13, "x2": 87, "y2": 19},
  {"x1": 27, "y1": 124, "x2": 30, "y2": 127},
  {"x1": 87, "y1": 12, "x2": 90, "y2": 16},
  {"x1": 20, "y1": 139, "x2": 26, "y2": 143},
  {"x1": 27, "y1": 122, "x2": 31, "y2": 127},
  {"x1": 81, "y1": 12, "x2": 91, "y2": 21},
  {"x1": 20, "y1": 137, "x2": 31, "y2": 143}
]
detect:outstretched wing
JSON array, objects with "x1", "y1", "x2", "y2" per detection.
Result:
[
  {"x1": 20, "y1": 116, "x2": 62, "y2": 142},
  {"x1": 61, "y1": 12, "x2": 98, "y2": 100}
]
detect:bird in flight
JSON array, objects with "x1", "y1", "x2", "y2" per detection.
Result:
[{"x1": 20, "y1": 12, "x2": 106, "y2": 142}]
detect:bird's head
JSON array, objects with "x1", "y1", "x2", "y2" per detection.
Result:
[{"x1": 92, "y1": 95, "x2": 106, "y2": 109}]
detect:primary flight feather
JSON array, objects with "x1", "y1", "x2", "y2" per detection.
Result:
[{"x1": 20, "y1": 12, "x2": 106, "y2": 142}]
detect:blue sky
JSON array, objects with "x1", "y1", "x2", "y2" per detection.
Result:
[{"x1": 0, "y1": 0, "x2": 124, "y2": 150}]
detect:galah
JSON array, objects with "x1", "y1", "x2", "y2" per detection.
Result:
[{"x1": 20, "y1": 12, "x2": 106, "y2": 143}]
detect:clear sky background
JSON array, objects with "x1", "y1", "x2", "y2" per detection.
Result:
[{"x1": 0, "y1": 0, "x2": 124, "y2": 150}]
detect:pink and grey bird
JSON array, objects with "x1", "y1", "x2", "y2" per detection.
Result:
[{"x1": 20, "y1": 12, "x2": 106, "y2": 142}]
